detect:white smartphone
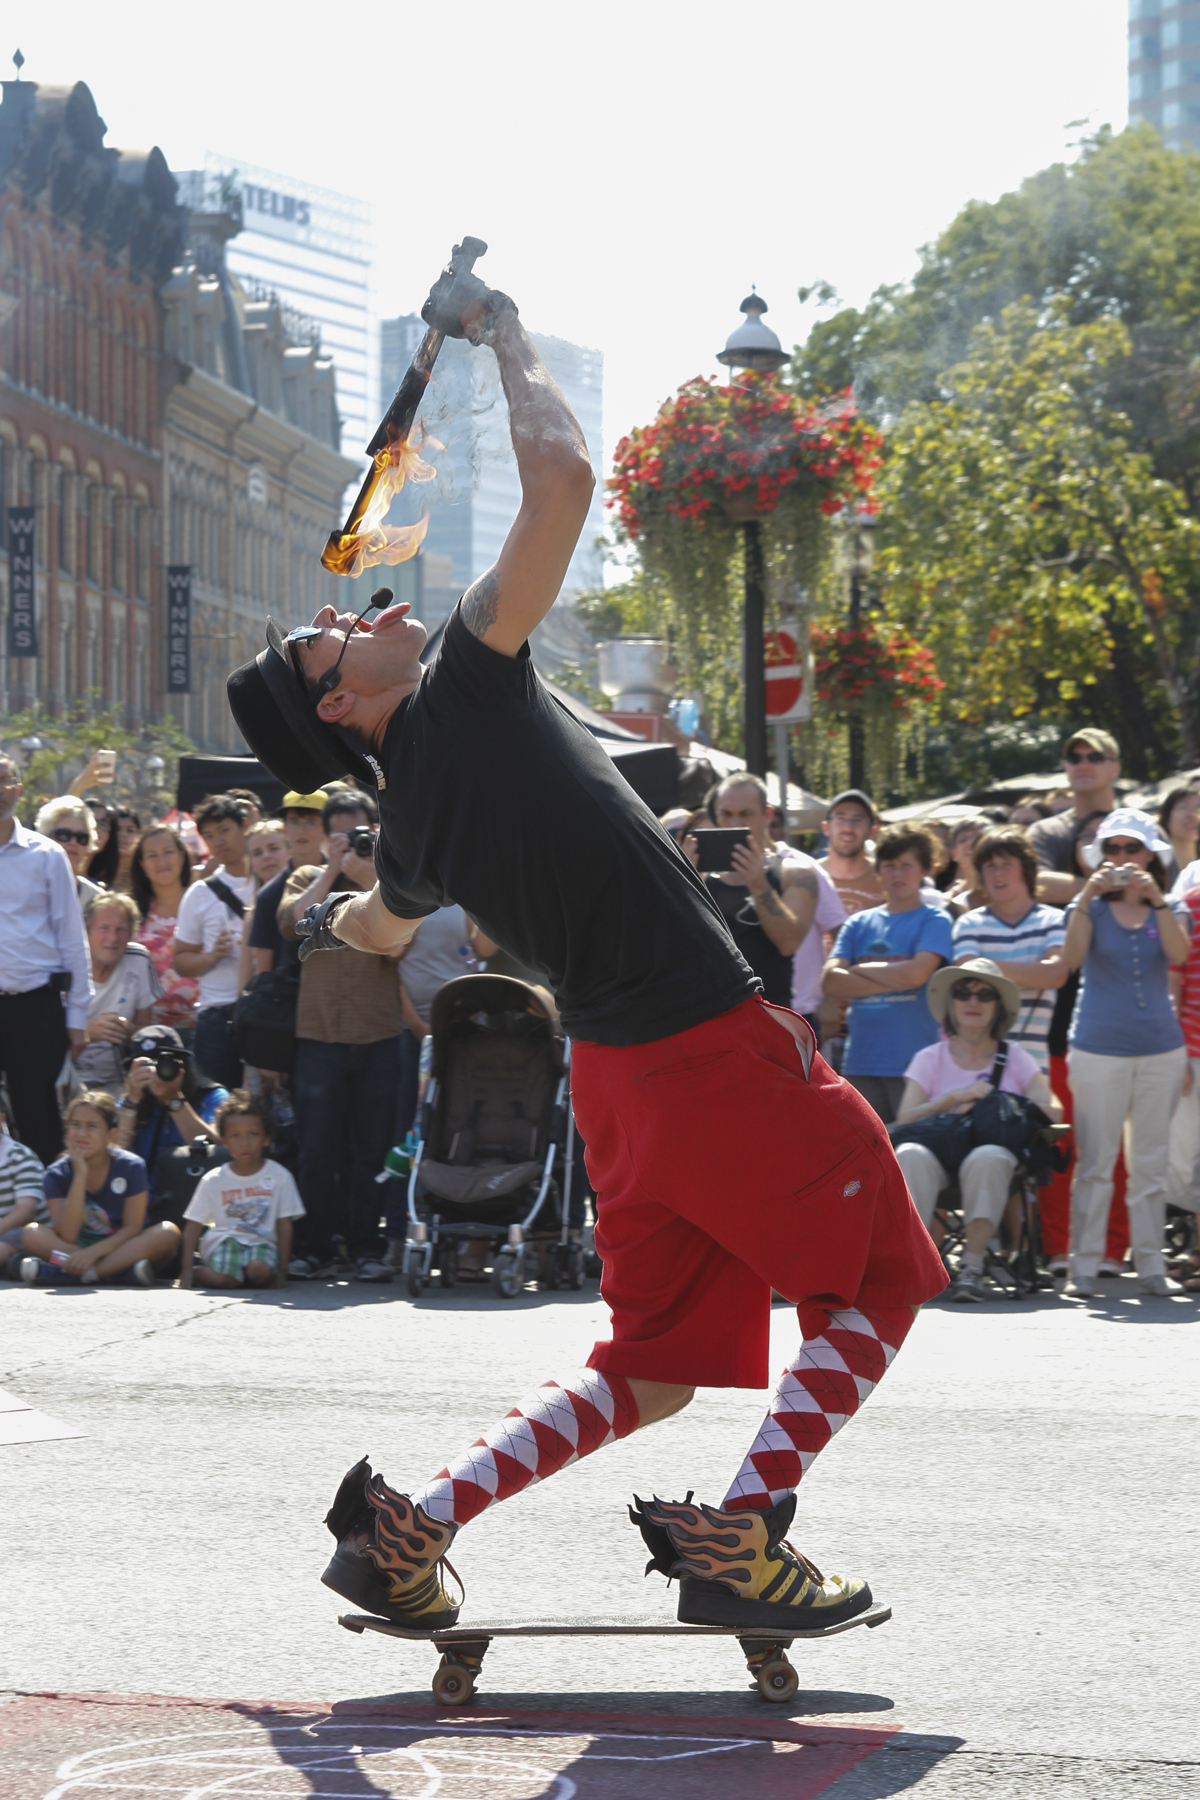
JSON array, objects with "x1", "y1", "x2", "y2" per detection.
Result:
[{"x1": 94, "y1": 749, "x2": 116, "y2": 783}]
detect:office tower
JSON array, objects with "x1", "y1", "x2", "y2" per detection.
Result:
[
  {"x1": 201, "y1": 154, "x2": 374, "y2": 464},
  {"x1": 1129, "y1": 0, "x2": 1200, "y2": 150}
]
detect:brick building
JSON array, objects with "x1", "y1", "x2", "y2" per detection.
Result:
[
  {"x1": 0, "y1": 77, "x2": 360, "y2": 751},
  {"x1": 0, "y1": 76, "x2": 178, "y2": 722}
]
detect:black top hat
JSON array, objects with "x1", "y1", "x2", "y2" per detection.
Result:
[{"x1": 227, "y1": 618, "x2": 379, "y2": 793}]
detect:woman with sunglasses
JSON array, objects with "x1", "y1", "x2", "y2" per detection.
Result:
[
  {"x1": 1063, "y1": 809, "x2": 1191, "y2": 1297},
  {"x1": 34, "y1": 797, "x2": 103, "y2": 911},
  {"x1": 893, "y1": 957, "x2": 1059, "y2": 1303}
]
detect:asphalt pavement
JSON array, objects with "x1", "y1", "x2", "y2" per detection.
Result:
[{"x1": 1, "y1": 1270, "x2": 1198, "y2": 1798}]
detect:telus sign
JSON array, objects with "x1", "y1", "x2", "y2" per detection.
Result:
[{"x1": 239, "y1": 182, "x2": 312, "y2": 233}]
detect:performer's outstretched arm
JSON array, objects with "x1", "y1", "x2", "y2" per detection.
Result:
[{"x1": 459, "y1": 312, "x2": 595, "y2": 658}]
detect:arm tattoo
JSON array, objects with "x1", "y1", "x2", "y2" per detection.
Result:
[
  {"x1": 755, "y1": 886, "x2": 786, "y2": 917},
  {"x1": 461, "y1": 569, "x2": 501, "y2": 639},
  {"x1": 790, "y1": 869, "x2": 818, "y2": 898}
]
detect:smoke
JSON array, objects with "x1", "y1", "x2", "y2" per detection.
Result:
[{"x1": 402, "y1": 338, "x2": 511, "y2": 515}]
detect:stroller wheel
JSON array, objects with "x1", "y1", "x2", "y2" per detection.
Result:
[
  {"x1": 439, "y1": 1242, "x2": 458, "y2": 1289},
  {"x1": 539, "y1": 1245, "x2": 562, "y2": 1291},
  {"x1": 492, "y1": 1246, "x2": 525, "y2": 1299},
  {"x1": 405, "y1": 1257, "x2": 423, "y2": 1298},
  {"x1": 566, "y1": 1247, "x2": 585, "y2": 1290}
]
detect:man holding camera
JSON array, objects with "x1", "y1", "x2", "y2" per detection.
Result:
[
  {"x1": 228, "y1": 257, "x2": 945, "y2": 1634},
  {"x1": 277, "y1": 789, "x2": 400, "y2": 1282},
  {"x1": 114, "y1": 1025, "x2": 227, "y2": 1167}
]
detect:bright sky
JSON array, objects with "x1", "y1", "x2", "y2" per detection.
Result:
[{"x1": 12, "y1": 0, "x2": 1128, "y2": 481}]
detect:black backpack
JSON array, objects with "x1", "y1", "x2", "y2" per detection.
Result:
[{"x1": 235, "y1": 966, "x2": 300, "y2": 1073}]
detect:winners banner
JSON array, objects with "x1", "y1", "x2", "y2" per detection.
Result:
[
  {"x1": 6, "y1": 505, "x2": 37, "y2": 659},
  {"x1": 166, "y1": 565, "x2": 191, "y2": 694}
]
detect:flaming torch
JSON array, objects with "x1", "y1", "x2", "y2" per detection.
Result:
[{"x1": 321, "y1": 236, "x2": 489, "y2": 579}]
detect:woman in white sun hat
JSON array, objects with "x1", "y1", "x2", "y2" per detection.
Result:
[
  {"x1": 893, "y1": 957, "x2": 1059, "y2": 1304},
  {"x1": 1063, "y1": 808, "x2": 1192, "y2": 1298}
]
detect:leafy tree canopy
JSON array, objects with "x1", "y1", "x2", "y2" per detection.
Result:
[{"x1": 789, "y1": 126, "x2": 1200, "y2": 780}]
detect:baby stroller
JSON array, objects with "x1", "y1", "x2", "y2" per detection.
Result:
[{"x1": 400, "y1": 973, "x2": 586, "y2": 1298}]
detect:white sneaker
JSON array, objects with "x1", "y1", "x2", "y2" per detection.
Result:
[
  {"x1": 18, "y1": 1256, "x2": 39, "y2": 1285},
  {"x1": 1069, "y1": 1277, "x2": 1099, "y2": 1298},
  {"x1": 1135, "y1": 1273, "x2": 1178, "y2": 1297},
  {"x1": 131, "y1": 1259, "x2": 156, "y2": 1288}
]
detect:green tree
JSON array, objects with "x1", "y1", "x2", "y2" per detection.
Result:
[
  {"x1": 789, "y1": 124, "x2": 1200, "y2": 779},
  {"x1": 876, "y1": 302, "x2": 1200, "y2": 772}
]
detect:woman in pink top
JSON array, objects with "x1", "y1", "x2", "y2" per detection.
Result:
[
  {"x1": 130, "y1": 827, "x2": 200, "y2": 1038},
  {"x1": 893, "y1": 957, "x2": 1059, "y2": 1303}
]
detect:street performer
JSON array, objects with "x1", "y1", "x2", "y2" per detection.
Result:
[{"x1": 227, "y1": 252, "x2": 946, "y2": 1638}]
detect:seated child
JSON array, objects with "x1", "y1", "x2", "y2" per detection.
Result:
[
  {"x1": 21, "y1": 1090, "x2": 180, "y2": 1285},
  {"x1": 179, "y1": 1091, "x2": 304, "y2": 1289},
  {"x1": 0, "y1": 1091, "x2": 48, "y2": 1275}
]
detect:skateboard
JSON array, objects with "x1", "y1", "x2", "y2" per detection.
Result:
[{"x1": 338, "y1": 1602, "x2": 892, "y2": 1705}]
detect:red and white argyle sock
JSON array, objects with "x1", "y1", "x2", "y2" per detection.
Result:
[
  {"x1": 721, "y1": 1306, "x2": 913, "y2": 1511},
  {"x1": 412, "y1": 1369, "x2": 639, "y2": 1526}
]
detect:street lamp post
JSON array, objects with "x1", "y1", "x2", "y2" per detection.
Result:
[
  {"x1": 845, "y1": 510, "x2": 878, "y2": 790},
  {"x1": 716, "y1": 291, "x2": 788, "y2": 778}
]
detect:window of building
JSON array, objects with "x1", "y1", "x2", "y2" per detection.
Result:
[
  {"x1": 32, "y1": 456, "x2": 46, "y2": 566},
  {"x1": 1130, "y1": 0, "x2": 1162, "y2": 19},
  {"x1": 112, "y1": 497, "x2": 128, "y2": 595},
  {"x1": 58, "y1": 617, "x2": 72, "y2": 698},
  {"x1": 135, "y1": 505, "x2": 151, "y2": 602},
  {"x1": 57, "y1": 467, "x2": 73, "y2": 573},
  {"x1": 1132, "y1": 30, "x2": 1161, "y2": 60},
  {"x1": 135, "y1": 320, "x2": 148, "y2": 444},
  {"x1": 87, "y1": 485, "x2": 104, "y2": 587}
]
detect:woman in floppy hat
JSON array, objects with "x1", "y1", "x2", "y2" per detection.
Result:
[
  {"x1": 1063, "y1": 808, "x2": 1191, "y2": 1298},
  {"x1": 893, "y1": 957, "x2": 1059, "y2": 1304}
]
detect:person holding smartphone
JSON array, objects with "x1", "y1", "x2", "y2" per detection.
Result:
[
  {"x1": 681, "y1": 775, "x2": 817, "y2": 1008},
  {"x1": 1063, "y1": 809, "x2": 1191, "y2": 1297}
]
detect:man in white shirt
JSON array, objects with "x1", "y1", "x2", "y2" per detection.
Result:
[
  {"x1": 0, "y1": 754, "x2": 92, "y2": 1162},
  {"x1": 173, "y1": 796, "x2": 256, "y2": 1089}
]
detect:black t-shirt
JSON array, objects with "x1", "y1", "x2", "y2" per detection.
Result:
[
  {"x1": 249, "y1": 865, "x2": 297, "y2": 971},
  {"x1": 374, "y1": 606, "x2": 758, "y2": 1045},
  {"x1": 704, "y1": 865, "x2": 794, "y2": 1007}
]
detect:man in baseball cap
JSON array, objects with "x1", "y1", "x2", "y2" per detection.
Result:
[{"x1": 1027, "y1": 727, "x2": 1123, "y2": 906}]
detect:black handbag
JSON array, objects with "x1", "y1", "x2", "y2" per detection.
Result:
[
  {"x1": 234, "y1": 965, "x2": 300, "y2": 1073},
  {"x1": 889, "y1": 1042, "x2": 1012, "y2": 1176}
]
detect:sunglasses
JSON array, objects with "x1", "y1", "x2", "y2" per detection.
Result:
[
  {"x1": 1065, "y1": 749, "x2": 1108, "y2": 764},
  {"x1": 950, "y1": 981, "x2": 997, "y2": 1001},
  {"x1": 1102, "y1": 840, "x2": 1146, "y2": 856},
  {"x1": 286, "y1": 587, "x2": 393, "y2": 703},
  {"x1": 52, "y1": 828, "x2": 90, "y2": 846}
]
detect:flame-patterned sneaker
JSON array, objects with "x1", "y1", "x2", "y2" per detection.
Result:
[
  {"x1": 629, "y1": 1491, "x2": 872, "y2": 1630},
  {"x1": 321, "y1": 1457, "x2": 462, "y2": 1627}
]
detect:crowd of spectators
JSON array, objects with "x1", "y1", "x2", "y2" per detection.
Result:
[{"x1": 2, "y1": 721, "x2": 1199, "y2": 1304}]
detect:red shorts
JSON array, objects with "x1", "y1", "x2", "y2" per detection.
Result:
[{"x1": 571, "y1": 997, "x2": 947, "y2": 1388}]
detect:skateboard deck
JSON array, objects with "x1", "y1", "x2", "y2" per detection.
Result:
[{"x1": 338, "y1": 1602, "x2": 892, "y2": 1705}]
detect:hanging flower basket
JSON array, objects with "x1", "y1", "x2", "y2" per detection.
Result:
[
  {"x1": 811, "y1": 622, "x2": 944, "y2": 725},
  {"x1": 610, "y1": 373, "x2": 881, "y2": 542}
]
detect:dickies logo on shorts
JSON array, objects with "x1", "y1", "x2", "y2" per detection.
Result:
[{"x1": 843, "y1": 1179, "x2": 862, "y2": 1197}]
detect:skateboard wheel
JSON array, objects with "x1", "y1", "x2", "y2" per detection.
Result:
[
  {"x1": 432, "y1": 1655, "x2": 476, "y2": 1705},
  {"x1": 755, "y1": 1655, "x2": 799, "y2": 1703}
]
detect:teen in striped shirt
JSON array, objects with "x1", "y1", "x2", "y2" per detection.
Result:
[{"x1": 951, "y1": 827, "x2": 1069, "y2": 1073}]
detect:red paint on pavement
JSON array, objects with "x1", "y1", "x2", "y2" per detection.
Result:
[{"x1": 0, "y1": 1692, "x2": 900, "y2": 1799}]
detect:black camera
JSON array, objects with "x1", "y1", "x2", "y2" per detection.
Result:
[
  {"x1": 155, "y1": 1051, "x2": 183, "y2": 1083},
  {"x1": 348, "y1": 826, "x2": 377, "y2": 859}
]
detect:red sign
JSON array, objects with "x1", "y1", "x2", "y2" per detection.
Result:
[{"x1": 764, "y1": 622, "x2": 805, "y2": 718}]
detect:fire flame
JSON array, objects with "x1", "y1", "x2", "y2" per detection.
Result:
[{"x1": 321, "y1": 423, "x2": 441, "y2": 579}]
